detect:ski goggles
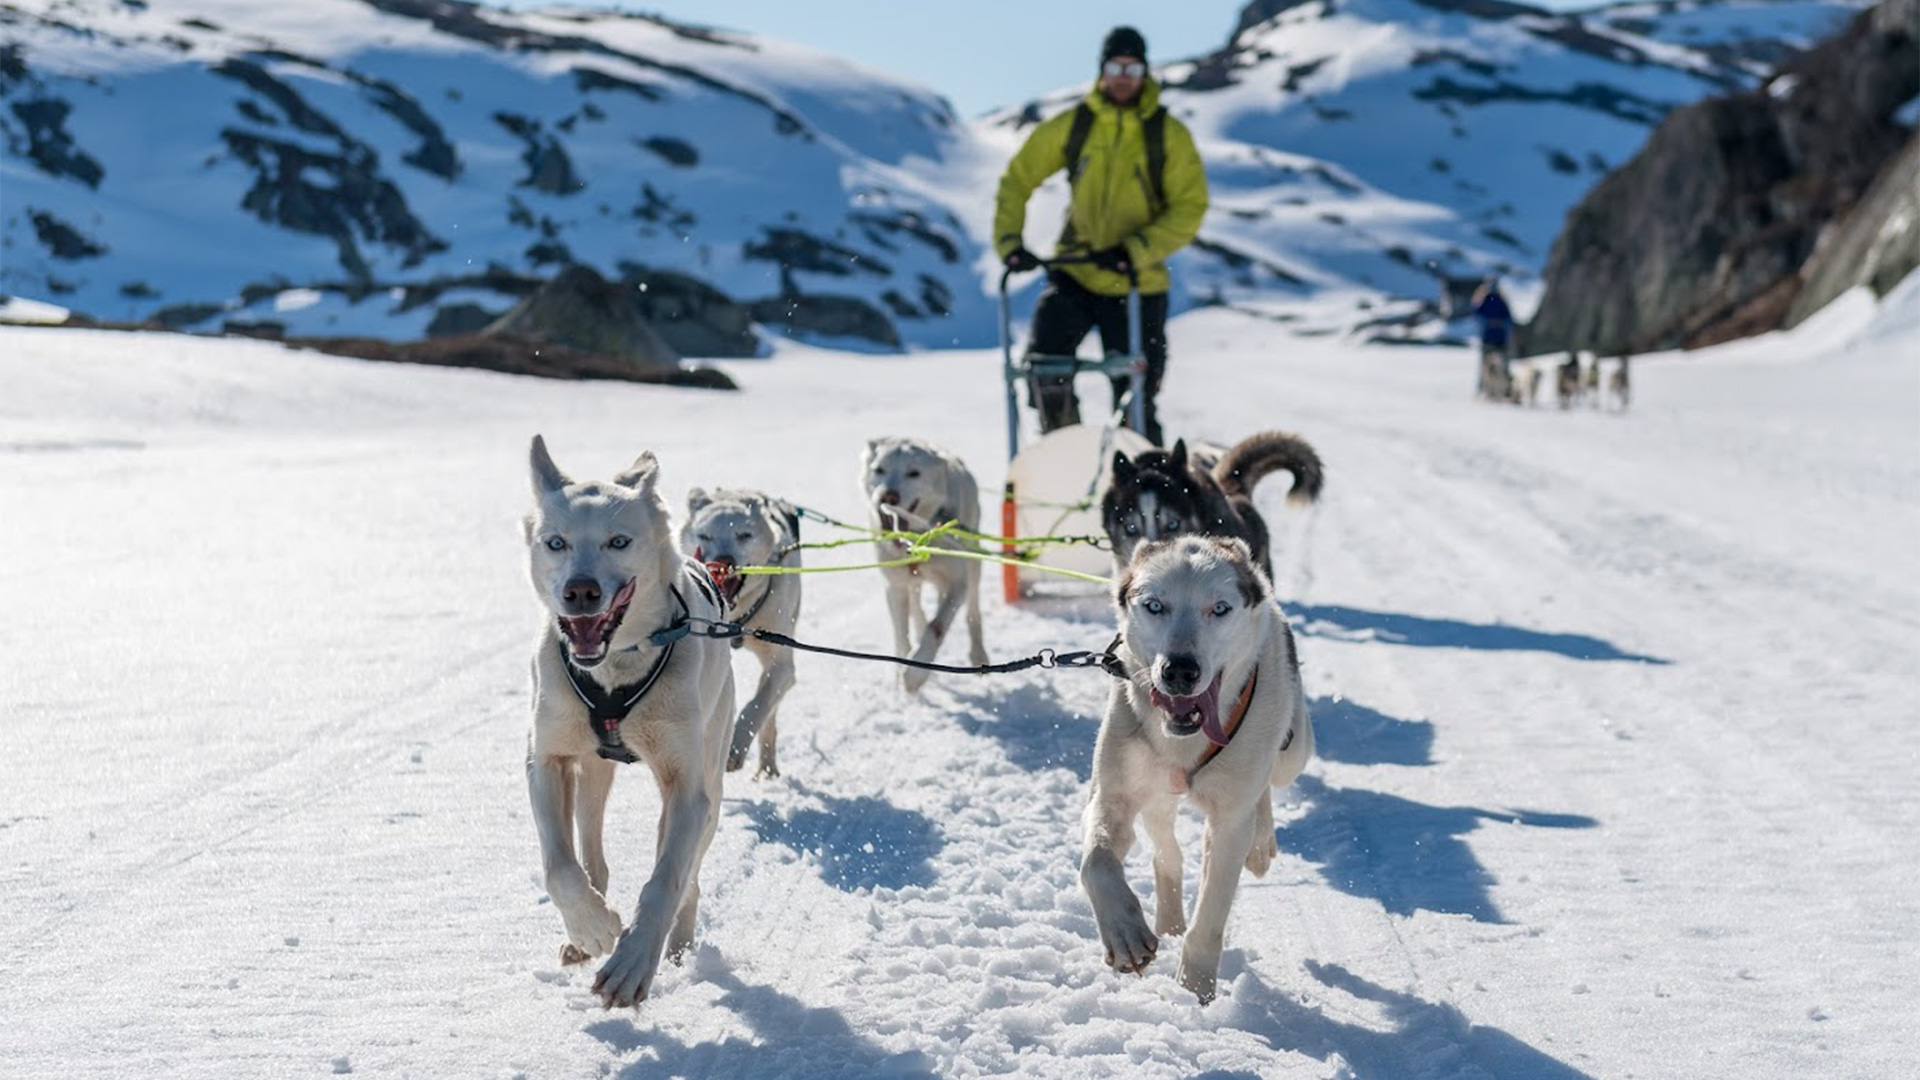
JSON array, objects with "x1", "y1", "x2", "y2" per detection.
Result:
[{"x1": 1101, "y1": 60, "x2": 1147, "y2": 78}]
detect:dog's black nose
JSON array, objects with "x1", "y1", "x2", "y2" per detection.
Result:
[
  {"x1": 879, "y1": 490, "x2": 901, "y2": 506},
  {"x1": 562, "y1": 576, "x2": 602, "y2": 612},
  {"x1": 1161, "y1": 654, "x2": 1202, "y2": 695}
]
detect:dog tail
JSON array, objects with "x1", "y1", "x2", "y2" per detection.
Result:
[{"x1": 1215, "y1": 431, "x2": 1324, "y2": 506}]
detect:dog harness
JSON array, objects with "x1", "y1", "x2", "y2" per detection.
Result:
[{"x1": 559, "y1": 561, "x2": 723, "y2": 764}]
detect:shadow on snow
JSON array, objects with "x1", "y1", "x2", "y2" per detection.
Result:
[
  {"x1": 1279, "y1": 775, "x2": 1597, "y2": 922},
  {"x1": 1223, "y1": 959, "x2": 1597, "y2": 1080},
  {"x1": 1308, "y1": 695, "x2": 1436, "y2": 767},
  {"x1": 735, "y1": 784, "x2": 943, "y2": 892},
  {"x1": 1286, "y1": 601, "x2": 1670, "y2": 664},
  {"x1": 592, "y1": 967, "x2": 939, "y2": 1079},
  {"x1": 947, "y1": 680, "x2": 1103, "y2": 782}
]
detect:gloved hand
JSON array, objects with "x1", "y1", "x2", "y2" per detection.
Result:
[
  {"x1": 1003, "y1": 246, "x2": 1040, "y2": 272},
  {"x1": 1089, "y1": 245, "x2": 1132, "y2": 274}
]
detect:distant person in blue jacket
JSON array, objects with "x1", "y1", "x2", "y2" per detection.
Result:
[{"x1": 1471, "y1": 277, "x2": 1513, "y2": 397}]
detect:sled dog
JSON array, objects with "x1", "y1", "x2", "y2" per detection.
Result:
[
  {"x1": 1581, "y1": 353, "x2": 1602, "y2": 406},
  {"x1": 1608, "y1": 354, "x2": 1632, "y2": 411},
  {"x1": 1082, "y1": 535, "x2": 1314, "y2": 1003},
  {"x1": 1103, "y1": 432, "x2": 1324, "y2": 580},
  {"x1": 682, "y1": 487, "x2": 802, "y2": 778},
  {"x1": 523, "y1": 436, "x2": 734, "y2": 1008},
  {"x1": 1555, "y1": 352, "x2": 1582, "y2": 409},
  {"x1": 861, "y1": 436, "x2": 988, "y2": 694}
]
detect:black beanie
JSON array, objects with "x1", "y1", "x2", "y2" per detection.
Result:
[{"x1": 1101, "y1": 26, "x2": 1148, "y2": 65}]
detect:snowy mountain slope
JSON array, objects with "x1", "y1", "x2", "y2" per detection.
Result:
[
  {"x1": 1, "y1": 0, "x2": 1870, "y2": 353},
  {"x1": 1, "y1": 273, "x2": 1915, "y2": 1077},
  {"x1": 989, "y1": 0, "x2": 1867, "y2": 334},
  {"x1": 0, "y1": 0, "x2": 987, "y2": 348}
]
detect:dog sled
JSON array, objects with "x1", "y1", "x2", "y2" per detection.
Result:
[{"x1": 997, "y1": 259, "x2": 1154, "y2": 601}]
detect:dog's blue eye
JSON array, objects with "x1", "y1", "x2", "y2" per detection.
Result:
[
  {"x1": 1143, "y1": 598, "x2": 1164, "y2": 615},
  {"x1": 1165, "y1": 520, "x2": 1182, "y2": 532},
  {"x1": 607, "y1": 536, "x2": 630, "y2": 550},
  {"x1": 1212, "y1": 601, "x2": 1232, "y2": 616},
  {"x1": 1124, "y1": 522, "x2": 1139, "y2": 535},
  {"x1": 545, "y1": 536, "x2": 567, "y2": 552}
]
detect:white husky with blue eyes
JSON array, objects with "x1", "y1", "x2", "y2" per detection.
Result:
[
  {"x1": 1081, "y1": 535, "x2": 1314, "y2": 1004},
  {"x1": 522, "y1": 436, "x2": 734, "y2": 1010},
  {"x1": 860, "y1": 436, "x2": 988, "y2": 694}
]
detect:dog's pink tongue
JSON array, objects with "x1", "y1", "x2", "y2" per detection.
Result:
[{"x1": 1195, "y1": 675, "x2": 1229, "y2": 746}]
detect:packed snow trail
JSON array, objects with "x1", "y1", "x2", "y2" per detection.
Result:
[{"x1": 1, "y1": 288, "x2": 1914, "y2": 1078}]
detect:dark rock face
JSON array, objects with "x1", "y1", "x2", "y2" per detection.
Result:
[
  {"x1": 615, "y1": 263, "x2": 759, "y2": 358},
  {"x1": 290, "y1": 332, "x2": 734, "y2": 387},
  {"x1": 425, "y1": 302, "x2": 499, "y2": 337},
  {"x1": 8, "y1": 95, "x2": 105, "y2": 187},
  {"x1": 484, "y1": 263, "x2": 680, "y2": 373},
  {"x1": 749, "y1": 293, "x2": 901, "y2": 349},
  {"x1": 1528, "y1": 0, "x2": 1919, "y2": 355},
  {"x1": 1788, "y1": 132, "x2": 1920, "y2": 324},
  {"x1": 28, "y1": 209, "x2": 107, "y2": 259}
]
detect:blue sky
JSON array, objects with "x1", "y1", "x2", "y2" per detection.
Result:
[{"x1": 499, "y1": 1, "x2": 1597, "y2": 117}]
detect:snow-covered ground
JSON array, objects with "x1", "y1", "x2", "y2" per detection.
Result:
[{"x1": 2, "y1": 273, "x2": 1915, "y2": 1078}]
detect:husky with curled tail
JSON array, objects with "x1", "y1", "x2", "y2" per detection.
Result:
[
  {"x1": 681, "y1": 487, "x2": 802, "y2": 779},
  {"x1": 522, "y1": 436, "x2": 734, "y2": 1009},
  {"x1": 1081, "y1": 535, "x2": 1314, "y2": 1004},
  {"x1": 1103, "y1": 431, "x2": 1324, "y2": 579}
]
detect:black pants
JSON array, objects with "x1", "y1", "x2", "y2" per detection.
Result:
[{"x1": 1024, "y1": 271, "x2": 1169, "y2": 445}]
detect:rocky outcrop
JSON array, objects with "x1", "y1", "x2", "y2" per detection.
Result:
[
  {"x1": 615, "y1": 264, "x2": 760, "y2": 358},
  {"x1": 1787, "y1": 132, "x2": 1920, "y2": 325},
  {"x1": 484, "y1": 264, "x2": 680, "y2": 373},
  {"x1": 1527, "y1": 0, "x2": 1919, "y2": 356},
  {"x1": 288, "y1": 332, "x2": 734, "y2": 387},
  {"x1": 749, "y1": 293, "x2": 901, "y2": 349}
]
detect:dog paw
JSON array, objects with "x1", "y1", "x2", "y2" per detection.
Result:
[
  {"x1": 1245, "y1": 834, "x2": 1276, "y2": 878},
  {"x1": 1098, "y1": 911, "x2": 1159, "y2": 975},
  {"x1": 1177, "y1": 955, "x2": 1220, "y2": 1004},
  {"x1": 754, "y1": 762, "x2": 781, "y2": 780},
  {"x1": 558, "y1": 894, "x2": 623, "y2": 960},
  {"x1": 559, "y1": 942, "x2": 591, "y2": 966},
  {"x1": 724, "y1": 746, "x2": 748, "y2": 773},
  {"x1": 591, "y1": 933, "x2": 661, "y2": 1009},
  {"x1": 900, "y1": 668, "x2": 930, "y2": 695}
]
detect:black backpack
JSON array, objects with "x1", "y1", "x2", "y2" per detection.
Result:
[{"x1": 1062, "y1": 102, "x2": 1168, "y2": 209}]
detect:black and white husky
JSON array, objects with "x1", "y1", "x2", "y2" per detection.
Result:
[
  {"x1": 1082, "y1": 535, "x2": 1315, "y2": 1003},
  {"x1": 1102, "y1": 432, "x2": 1324, "y2": 579},
  {"x1": 681, "y1": 487, "x2": 802, "y2": 778}
]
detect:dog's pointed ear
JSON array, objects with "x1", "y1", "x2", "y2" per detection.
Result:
[
  {"x1": 614, "y1": 450, "x2": 660, "y2": 494},
  {"x1": 1169, "y1": 438, "x2": 1188, "y2": 472},
  {"x1": 530, "y1": 435, "x2": 570, "y2": 496},
  {"x1": 862, "y1": 438, "x2": 883, "y2": 470},
  {"x1": 686, "y1": 486, "x2": 711, "y2": 514},
  {"x1": 1111, "y1": 451, "x2": 1135, "y2": 484}
]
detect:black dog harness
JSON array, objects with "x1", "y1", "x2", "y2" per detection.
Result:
[{"x1": 560, "y1": 561, "x2": 723, "y2": 764}]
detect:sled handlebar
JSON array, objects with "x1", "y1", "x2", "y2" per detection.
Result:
[
  {"x1": 996, "y1": 255, "x2": 1148, "y2": 461},
  {"x1": 998, "y1": 255, "x2": 1139, "y2": 295}
]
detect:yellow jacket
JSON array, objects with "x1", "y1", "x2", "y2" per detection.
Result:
[{"x1": 993, "y1": 79, "x2": 1208, "y2": 297}]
